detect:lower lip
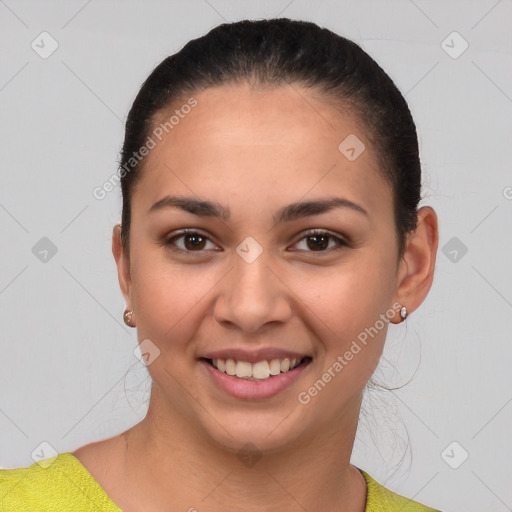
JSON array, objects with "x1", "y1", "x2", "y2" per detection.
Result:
[{"x1": 200, "y1": 359, "x2": 311, "y2": 400}]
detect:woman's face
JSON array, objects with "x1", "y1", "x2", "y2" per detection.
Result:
[{"x1": 118, "y1": 83, "x2": 404, "y2": 452}]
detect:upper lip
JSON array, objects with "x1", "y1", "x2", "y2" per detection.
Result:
[{"x1": 200, "y1": 348, "x2": 311, "y2": 364}]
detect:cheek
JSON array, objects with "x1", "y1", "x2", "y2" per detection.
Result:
[
  {"x1": 292, "y1": 261, "x2": 395, "y2": 415},
  {"x1": 129, "y1": 248, "x2": 218, "y2": 355},
  {"x1": 291, "y1": 249, "x2": 396, "y2": 384},
  {"x1": 296, "y1": 250, "x2": 395, "y2": 332}
]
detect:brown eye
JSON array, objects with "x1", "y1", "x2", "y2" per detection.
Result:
[
  {"x1": 292, "y1": 230, "x2": 347, "y2": 253},
  {"x1": 182, "y1": 233, "x2": 207, "y2": 250},
  {"x1": 306, "y1": 234, "x2": 330, "y2": 251},
  {"x1": 165, "y1": 230, "x2": 217, "y2": 253}
]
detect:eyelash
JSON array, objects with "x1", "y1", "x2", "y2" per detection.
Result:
[{"x1": 163, "y1": 229, "x2": 348, "y2": 255}]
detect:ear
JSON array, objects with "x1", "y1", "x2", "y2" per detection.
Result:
[
  {"x1": 391, "y1": 206, "x2": 439, "y2": 324},
  {"x1": 112, "y1": 224, "x2": 133, "y2": 309}
]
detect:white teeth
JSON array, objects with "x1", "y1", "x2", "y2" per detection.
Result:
[
  {"x1": 209, "y1": 356, "x2": 305, "y2": 380},
  {"x1": 269, "y1": 359, "x2": 281, "y2": 375},
  {"x1": 290, "y1": 358, "x2": 302, "y2": 370},
  {"x1": 252, "y1": 361, "x2": 270, "y2": 379},
  {"x1": 225, "y1": 359, "x2": 236, "y2": 376},
  {"x1": 235, "y1": 361, "x2": 252, "y2": 378}
]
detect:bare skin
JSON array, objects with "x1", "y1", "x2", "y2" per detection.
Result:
[{"x1": 73, "y1": 82, "x2": 438, "y2": 511}]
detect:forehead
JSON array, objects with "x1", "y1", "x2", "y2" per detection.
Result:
[
  {"x1": 152, "y1": 82, "x2": 364, "y2": 154},
  {"x1": 133, "y1": 83, "x2": 391, "y2": 215}
]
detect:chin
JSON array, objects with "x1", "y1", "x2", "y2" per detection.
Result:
[{"x1": 196, "y1": 405, "x2": 309, "y2": 457}]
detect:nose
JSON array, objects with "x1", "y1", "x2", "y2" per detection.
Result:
[{"x1": 213, "y1": 252, "x2": 292, "y2": 334}]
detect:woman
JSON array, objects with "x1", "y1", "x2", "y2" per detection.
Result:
[{"x1": 0, "y1": 18, "x2": 440, "y2": 511}]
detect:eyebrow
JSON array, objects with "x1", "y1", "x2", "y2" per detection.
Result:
[{"x1": 148, "y1": 195, "x2": 368, "y2": 222}]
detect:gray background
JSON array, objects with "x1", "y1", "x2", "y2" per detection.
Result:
[{"x1": 1, "y1": 1, "x2": 511, "y2": 510}]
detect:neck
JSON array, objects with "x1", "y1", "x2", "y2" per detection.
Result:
[{"x1": 119, "y1": 389, "x2": 367, "y2": 512}]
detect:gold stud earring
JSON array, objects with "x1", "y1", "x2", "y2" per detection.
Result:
[{"x1": 123, "y1": 309, "x2": 134, "y2": 327}]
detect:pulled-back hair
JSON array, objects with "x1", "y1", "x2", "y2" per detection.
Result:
[{"x1": 119, "y1": 18, "x2": 421, "y2": 257}]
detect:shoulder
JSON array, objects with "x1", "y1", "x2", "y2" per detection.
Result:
[
  {"x1": 361, "y1": 470, "x2": 442, "y2": 512},
  {"x1": 0, "y1": 452, "x2": 121, "y2": 512}
]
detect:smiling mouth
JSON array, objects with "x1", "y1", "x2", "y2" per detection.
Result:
[{"x1": 202, "y1": 357, "x2": 312, "y2": 381}]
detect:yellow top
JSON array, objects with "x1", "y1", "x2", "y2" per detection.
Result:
[{"x1": 0, "y1": 452, "x2": 440, "y2": 511}]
